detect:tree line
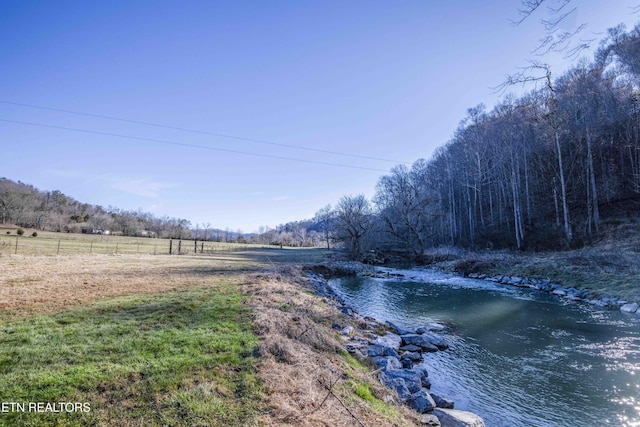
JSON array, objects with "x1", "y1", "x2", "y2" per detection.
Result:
[
  {"x1": 294, "y1": 23, "x2": 640, "y2": 260},
  {"x1": 0, "y1": 178, "x2": 193, "y2": 239}
]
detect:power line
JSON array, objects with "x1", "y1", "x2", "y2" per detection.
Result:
[
  {"x1": 0, "y1": 100, "x2": 411, "y2": 165},
  {"x1": 0, "y1": 118, "x2": 391, "y2": 172}
]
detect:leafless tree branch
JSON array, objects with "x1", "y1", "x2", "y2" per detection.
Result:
[
  {"x1": 545, "y1": 0, "x2": 571, "y2": 15},
  {"x1": 540, "y1": 6, "x2": 576, "y2": 31},
  {"x1": 510, "y1": 0, "x2": 545, "y2": 26},
  {"x1": 493, "y1": 61, "x2": 554, "y2": 94}
]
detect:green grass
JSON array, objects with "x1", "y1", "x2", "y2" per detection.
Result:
[
  {"x1": 352, "y1": 382, "x2": 375, "y2": 402},
  {"x1": 0, "y1": 284, "x2": 260, "y2": 426}
]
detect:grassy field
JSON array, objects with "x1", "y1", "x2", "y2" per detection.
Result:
[
  {"x1": 0, "y1": 253, "x2": 268, "y2": 426},
  {"x1": 0, "y1": 246, "x2": 421, "y2": 426},
  {"x1": 0, "y1": 229, "x2": 275, "y2": 256}
]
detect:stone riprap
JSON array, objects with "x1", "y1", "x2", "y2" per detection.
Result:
[{"x1": 306, "y1": 269, "x2": 486, "y2": 427}]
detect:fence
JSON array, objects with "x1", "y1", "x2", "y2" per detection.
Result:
[{"x1": 0, "y1": 233, "x2": 273, "y2": 256}]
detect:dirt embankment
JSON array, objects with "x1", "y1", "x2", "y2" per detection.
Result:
[{"x1": 243, "y1": 264, "x2": 423, "y2": 427}]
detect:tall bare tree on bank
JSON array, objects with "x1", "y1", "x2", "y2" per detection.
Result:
[
  {"x1": 374, "y1": 161, "x2": 436, "y2": 259},
  {"x1": 334, "y1": 195, "x2": 373, "y2": 259}
]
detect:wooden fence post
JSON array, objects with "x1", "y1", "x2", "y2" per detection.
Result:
[
  {"x1": 178, "y1": 240, "x2": 182, "y2": 254},
  {"x1": 57, "y1": 239, "x2": 61, "y2": 255},
  {"x1": 169, "y1": 239, "x2": 173, "y2": 255},
  {"x1": 15, "y1": 236, "x2": 18, "y2": 254},
  {"x1": 194, "y1": 239, "x2": 197, "y2": 253}
]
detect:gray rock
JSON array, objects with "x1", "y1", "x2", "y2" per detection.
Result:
[
  {"x1": 400, "y1": 344, "x2": 423, "y2": 352},
  {"x1": 421, "y1": 414, "x2": 442, "y2": 426},
  {"x1": 403, "y1": 333, "x2": 449, "y2": 351},
  {"x1": 382, "y1": 369, "x2": 423, "y2": 393},
  {"x1": 372, "y1": 356, "x2": 402, "y2": 372},
  {"x1": 402, "y1": 334, "x2": 439, "y2": 352},
  {"x1": 368, "y1": 342, "x2": 400, "y2": 358},
  {"x1": 411, "y1": 365, "x2": 431, "y2": 388},
  {"x1": 509, "y1": 276, "x2": 524, "y2": 285},
  {"x1": 367, "y1": 344, "x2": 385, "y2": 357},
  {"x1": 384, "y1": 377, "x2": 411, "y2": 402},
  {"x1": 407, "y1": 389, "x2": 436, "y2": 413},
  {"x1": 430, "y1": 392, "x2": 455, "y2": 409},
  {"x1": 386, "y1": 320, "x2": 414, "y2": 335},
  {"x1": 340, "y1": 326, "x2": 354, "y2": 336},
  {"x1": 401, "y1": 351, "x2": 423, "y2": 362},
  {"x1": 621, "y1": 302, "x2": 639, "y2": 314},
  {"x1": 401, "y1": 358, "x2": 414, "y2": 369},
  {"x1": 433, "y1": 408, "x2": 486, "y2": 427},
  {"x1": 382, "y1": 347, "x2": 401, "y2": 358},
  {"x1": 372, "y1": 332, "x2": 402, "y2": 351},
  {"x1": 422, "y1": 332, "x2": 449, "y2": 350}
]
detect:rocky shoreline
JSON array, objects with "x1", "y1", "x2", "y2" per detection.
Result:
[
  {"x1": 306, "y1": 266, "x2": 486, "y2": 427},
  {"x1": 463, "y1": 272, "x2": 640, "y2": 316},
  {"x1": 339, "y1": 259, "x2": 640, "y2": 316},
  {"x1": 305, "y1": 259, "x2": 640, "y2": 426}
]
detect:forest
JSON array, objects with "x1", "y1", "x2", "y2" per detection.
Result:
[{"x1": 321, "y1": 23, "x2": 640, "y2": 259}]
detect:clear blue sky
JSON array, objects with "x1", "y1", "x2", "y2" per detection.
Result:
[{"x1": 1, "y1": 1, "x2": 637, "y2": 232}]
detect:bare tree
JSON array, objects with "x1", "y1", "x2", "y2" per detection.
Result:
[
  {"x1": 334, "y1": 195, "x2": 373, "y2": 259},
  {"x1": 374, "y1": 161, "x2": 436, "y2": 258},
  {"x1": 314, "y1": 204, "x2": 335, "y2": 250}
]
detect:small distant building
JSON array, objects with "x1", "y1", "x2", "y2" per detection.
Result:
[{"x1": 81, "y1": 227, "x2": 110, "y2": 235}]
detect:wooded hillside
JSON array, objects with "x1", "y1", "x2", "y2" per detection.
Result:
[
  {"x1": 327, "y1": 23, "x2": 640, "y2": 258},
  {"x1": 0, "y1": 178, "x2": 193, "y2": 238}
]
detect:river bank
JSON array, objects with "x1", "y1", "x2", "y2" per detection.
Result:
[
  {"x1": 417, "y1": 244, "x2": 640, "y2": 316},
  {"x1": 324, "y1": 262, "x2": 640, "y2": 426},
  {"x1": 418, "y1": 229, "x2": 640, "y2": 303},
  {"x1": 306, "y1": 263, "x2": 486, "y2": 426}
]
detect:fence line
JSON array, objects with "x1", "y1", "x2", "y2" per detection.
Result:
[{"x1": 0, "y1": 234, "x2": 274, "y2": 256}]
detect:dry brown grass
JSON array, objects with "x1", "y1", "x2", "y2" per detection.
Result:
[
  {"x1": 0, "y1": 253, "x2": 260, "y2": 318},
  {"x1": 243, "y1": 266, "x2": 422, "y2": 427},
  {"x1": 0, "y1": 250, "x2": 421, "y2": 426}
]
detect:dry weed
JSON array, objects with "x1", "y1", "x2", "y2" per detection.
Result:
[
  {"x1": 0, "y1": 254, "x2": 247, "y2": 317},
  {"x1": 244, "y1": 267, "x2": 421, "y2": 427}
]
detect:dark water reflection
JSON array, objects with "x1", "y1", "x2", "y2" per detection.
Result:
[{"x1": 330, "y1": 272, "x2": 640, "y2": 426}]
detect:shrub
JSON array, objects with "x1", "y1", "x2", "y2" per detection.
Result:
[
  {"x1": 16, "y1": 228, "x2": 24, "y2": 236},
  {"x1": 32, "y1": 232, "x2": 38, "y2": 238},
  {"x1": 6, "y1": 231, "x2": 9, "y2": 235}
]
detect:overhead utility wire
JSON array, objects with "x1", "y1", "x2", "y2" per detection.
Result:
[
  {"x1": 0, "y1": 118, "x2": 390, "y2": 173},
  {"x1": 0, "y1": 100, "x2": 411, "y2": 165}
]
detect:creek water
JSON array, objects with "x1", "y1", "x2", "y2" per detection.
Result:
[{"x1": 329, "y1": 270, "x2": 640, "y2": 426}]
